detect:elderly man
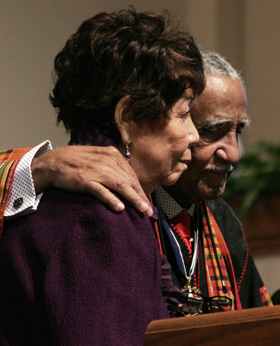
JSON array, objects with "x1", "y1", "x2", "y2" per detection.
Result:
[
  {"x1": 153, "y1": 49, "x2": 271, "y2": 312},
  {"x1": 1, "y1": 49, "x2": 271, "y2": 314}
]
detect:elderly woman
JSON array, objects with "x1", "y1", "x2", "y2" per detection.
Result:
[{"x1": 0, "y1": 9, "x2": 204, "y2": 346}]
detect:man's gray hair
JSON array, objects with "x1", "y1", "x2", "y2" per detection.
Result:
[{"x1": 200, "y1": 48, "x2": 245, "y2": 89}]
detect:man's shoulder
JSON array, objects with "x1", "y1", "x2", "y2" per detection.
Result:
[
  {"x1": 206, "y1": 198, "x2": 249, "y2": 285},
  {"x1": 206, "y1": 197, "x2": 242, "y2": 228},
  {"x1": 205, "y1": 197, "x2": 245, "y2": 246}
]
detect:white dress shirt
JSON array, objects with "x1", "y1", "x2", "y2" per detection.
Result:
[{"x1": 4, "y1": 141, "x2": 52, "y2": 217}]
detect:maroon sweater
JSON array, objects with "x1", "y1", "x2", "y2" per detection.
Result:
[{"x1": 0, "y1": 132, "x2": 170, "y2": 345}]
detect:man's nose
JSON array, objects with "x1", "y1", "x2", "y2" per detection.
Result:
[
  {"x1": 215, "y1": 134, "x2": 241, "y2": 165},
  {"x1": 185, "y1": 116, "x2": 199, "y2": 147}
]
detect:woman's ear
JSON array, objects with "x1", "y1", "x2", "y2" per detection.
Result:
[{"x1": 115, "y1": 95, "x2": 133, "y2": 144}]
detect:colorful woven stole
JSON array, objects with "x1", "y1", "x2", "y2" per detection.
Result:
[
  {"x1": 158, "y1": 202, "x2": 242, "y2": 311},
  {"x1": 200, "y1": 202, "x2": 242, "y2": 310},
  {"x1": 0, "y1": 148, "x2": 32, "y2": 238},
  {"x1": 260, "y1": 285, "x2": 273, "y2": 306}
]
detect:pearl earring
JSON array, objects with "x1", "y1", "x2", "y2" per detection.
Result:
[{"x1": 125, "y1": 144, "x2": 131, "y2": 164}]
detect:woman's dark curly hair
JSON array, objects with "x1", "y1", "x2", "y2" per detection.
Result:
[{"x1": 50, "y1": 8, "x2": 204, "y2": 144}]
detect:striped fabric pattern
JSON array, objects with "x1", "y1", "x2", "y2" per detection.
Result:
[
  {"x1": 260, "y1": 285, "x2": 273, "y2": 307},
  {"x1": 1, "y1": 152, "x2": 16, "y2": 204},
  {"x1": 0, "y1": 148, "x2": 31, "y2": 237},
  {"x1": 201, "y1": 203, "x2": 235, "y2": 310}
]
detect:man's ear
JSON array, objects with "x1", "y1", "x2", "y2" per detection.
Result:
[{"x1": 115, "y1": 95, "x2": 133, "y2": 144}]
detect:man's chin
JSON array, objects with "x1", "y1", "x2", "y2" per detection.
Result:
[
  {"x1": 166, "y1": 176, "x2": 227, "y2": 205},
  {"x1": 199, "y1": 185, "x2": 226, "y2": 201},
  {"x1": 193, "y1": 180, "x2": 227, "y2": 202}
]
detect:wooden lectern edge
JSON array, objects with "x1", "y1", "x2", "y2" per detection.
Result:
[{"x1": 145, "y1": 305, "x2": 280, "y2": 335}]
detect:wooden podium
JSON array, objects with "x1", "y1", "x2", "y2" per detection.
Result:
[{"x1": 144, "y1": 306, "x2": 280, "y2": 346}]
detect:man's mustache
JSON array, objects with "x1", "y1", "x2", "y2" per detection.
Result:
[{"x1": 204, "y1": 163, "x2": 234, "y2": 174}]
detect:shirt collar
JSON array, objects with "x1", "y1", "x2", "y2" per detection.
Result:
[
  {"x1": 154, "y1": 185, "x2": 184, "y2": 219},
  {"x1": 154, "y1": 185, "x2": 196, "y2": 219}
]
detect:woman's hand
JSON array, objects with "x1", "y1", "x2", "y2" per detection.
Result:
[{"x1": 31, "y1": 145, "x2": 153, "y2": 216}]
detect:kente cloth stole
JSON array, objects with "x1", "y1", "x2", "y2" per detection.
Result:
[
  {"x1": 260, "y1": 285, "x2": 273, "y2": 307},
  {"x1": 0, "y1": 148, "x2": 32, "y2": 237},
  {"x1": 201, "y1": 203, "x2": 242, "y2": 310}
]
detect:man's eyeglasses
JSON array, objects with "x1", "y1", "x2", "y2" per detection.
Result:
[{"x1": 176, "y1": 292, "x2": 232, "y2": 316}]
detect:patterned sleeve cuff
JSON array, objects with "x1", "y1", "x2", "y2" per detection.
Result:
[{"x1": 4, "y1": 141, "x2": 53, "y2": 218}]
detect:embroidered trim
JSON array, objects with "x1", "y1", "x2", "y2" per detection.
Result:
[{"x1": 237, "y1": 229, "x2": 249, "y2": 291}]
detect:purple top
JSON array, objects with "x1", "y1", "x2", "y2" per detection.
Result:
[{"x1": 0, "y1": 131, "x2": 174, "y2": 346}]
